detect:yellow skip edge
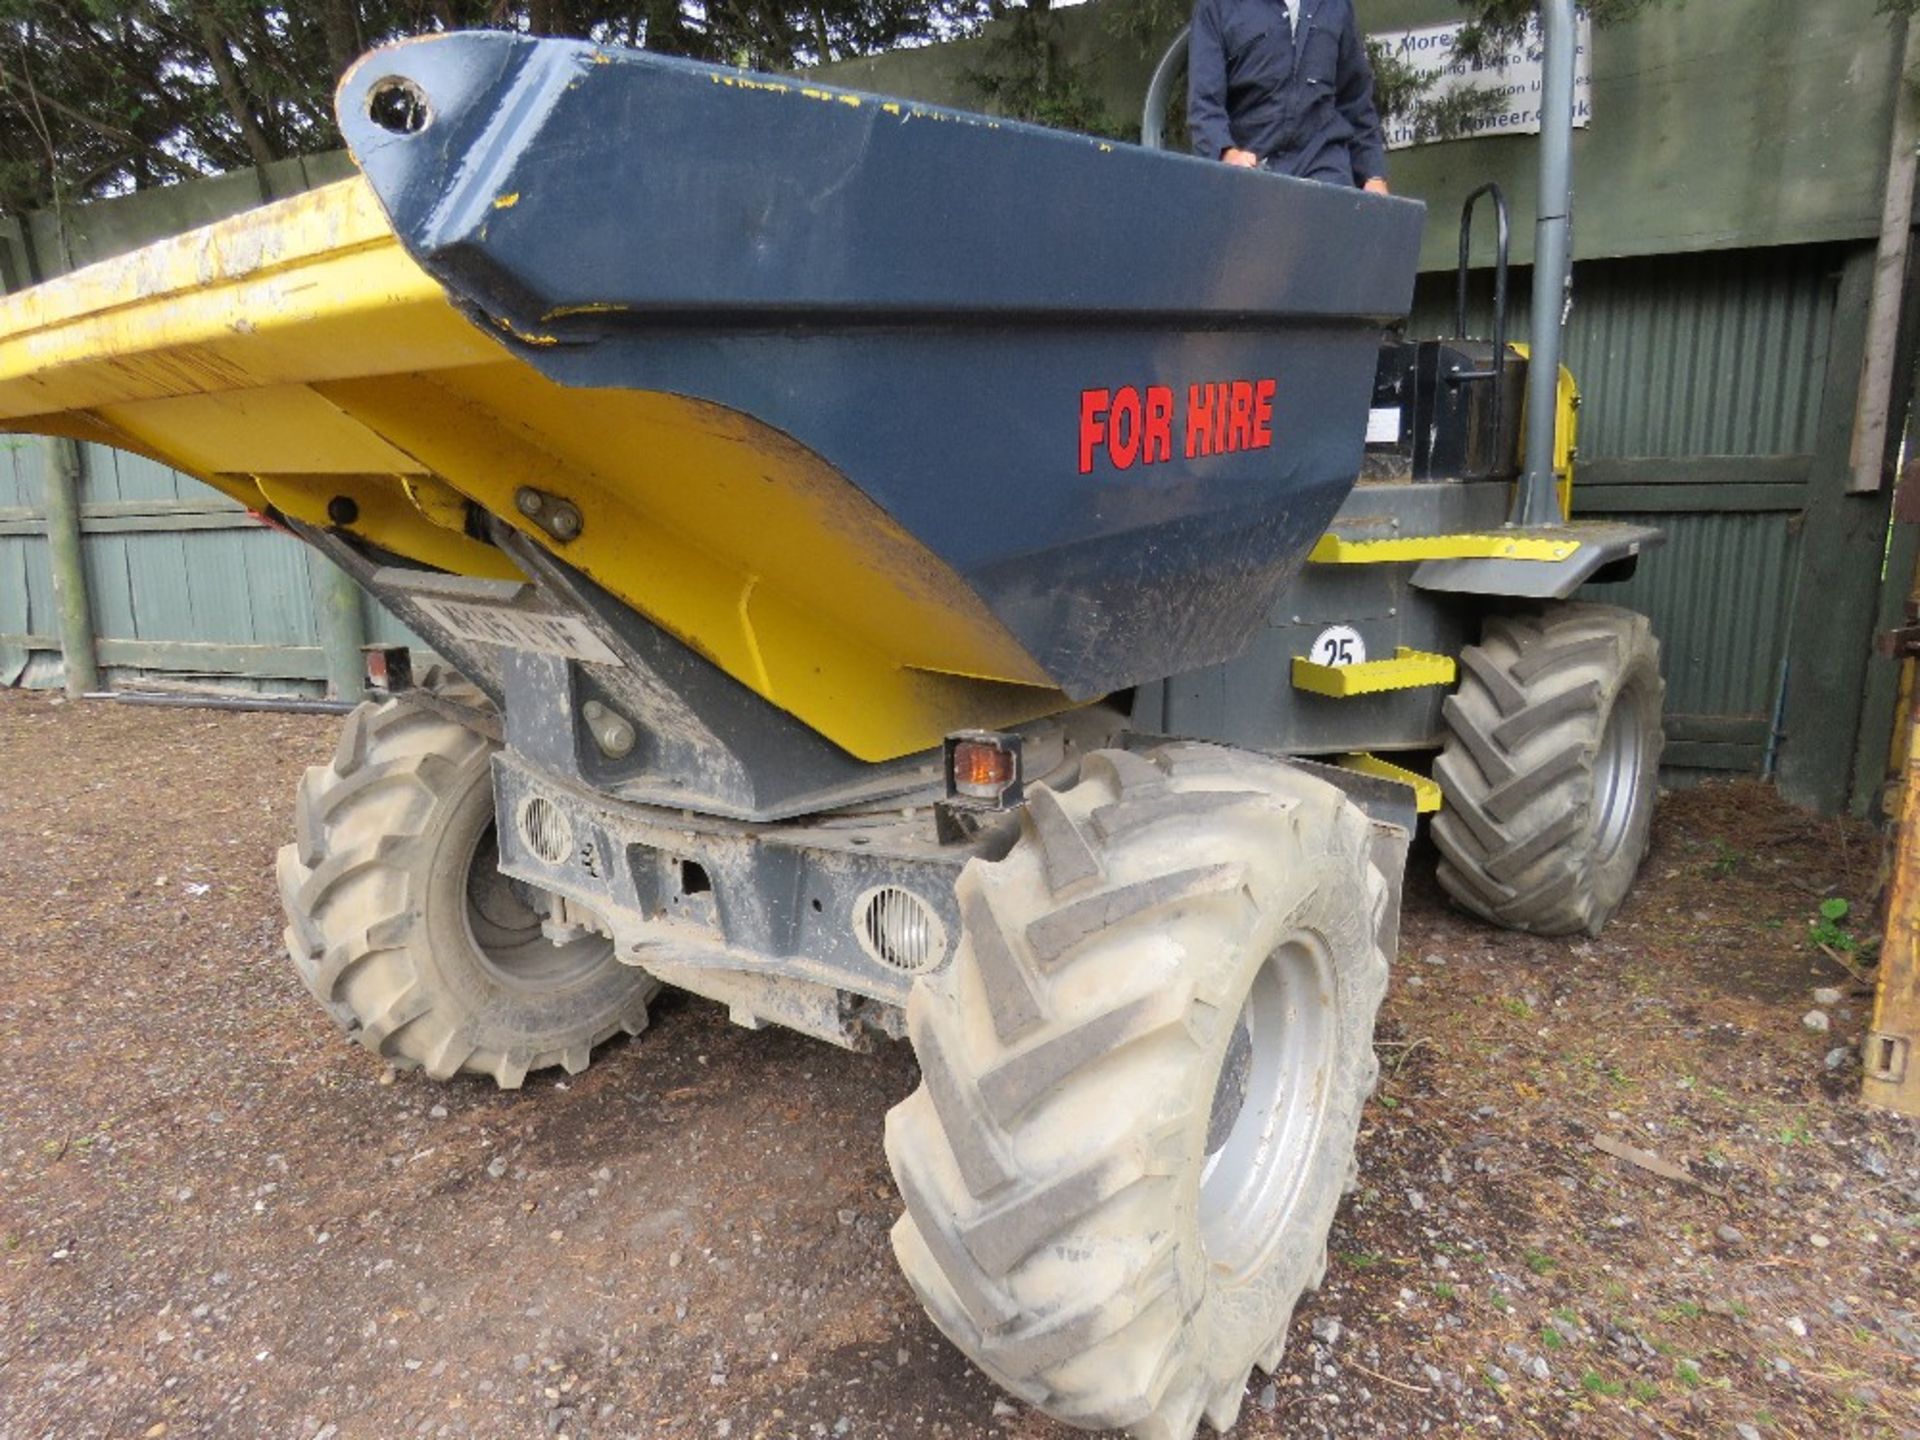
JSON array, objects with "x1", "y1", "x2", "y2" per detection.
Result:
[
  {"x1": 1309, "y1": 532, "x2": 1581, "y2": 564},
  {"x1": 1337, "y1": 753, "x2": 1443, "y2": 813},
  {"x1": 1292, "y1": 647, "x2": 1456, "y2": 698},
  {"x1": 0, "y1": 173, "x2": 1067, "y2": 763}
]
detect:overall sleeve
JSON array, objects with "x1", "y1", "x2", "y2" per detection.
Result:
[
  {"x1": 1335, "y1": 5, "x2": 1387, "y2": 183},
  {"x1": 1188, "y1": 0, "x2": 1234, "y2": 160}
]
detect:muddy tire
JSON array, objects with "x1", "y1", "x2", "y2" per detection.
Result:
[
  {"x1": 277, "y1": 692, "x2": 656, "y2": 1088},
  {"x1": 885, "y1": 744, "x2": 1391, "y2": 1440},
  {"x1": 1433, "y1": 602, "x2": 1664, "y2": 937}
]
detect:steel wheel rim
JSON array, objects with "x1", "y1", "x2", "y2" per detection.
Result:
[
  {"x1": 463, "y1": 822, "x2": 612, "y2": 989},
  {"x1": 1592, "y1": 686, "x2": 1648, "y2": 865},
  {"x1": 1198, "y1": 937, "x2": 1335, "y2": 1280}
]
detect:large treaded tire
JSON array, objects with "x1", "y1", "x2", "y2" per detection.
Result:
[
  {"x1": 885, "y1": 743, "x2": 1391, "y2": 1440},
  {"x1": 1432, "y1": 601, "x2": 1664, "y2": 938},
  {"x1": 277, "y1": 691, "x2": 656, "y2": 1088}
]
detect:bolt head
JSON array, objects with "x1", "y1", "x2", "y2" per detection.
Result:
[
  {"x1": 515, "y1": 487, "x2": 545, "y2": 517},
  {"x1": 600, "y1": 717, "x2": 636, "y2": 758},
  {"x1": 549, "y1": 506, "x2": 582, "y2": 540}
]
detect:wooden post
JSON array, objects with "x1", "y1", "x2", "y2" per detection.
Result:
[
  {"x1": 317, "y1": 560, "x2": 368, "y2": 703},
  {"x1": 1867, "y1": 660, "x2": 1920, "y2": 1115},
  {"x1": 42, "y1": 437, "x2": 99, "y2": 697},
  {"x1": 1848, "y1": 20, "x2": 1920, "y2": 493},
  {"x1": 1779, "y1": 248, "x2": 1897, "y2": 813}
]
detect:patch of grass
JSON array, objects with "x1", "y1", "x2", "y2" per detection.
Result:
[
  {"x1": 1660, "y1": 1300, "x2": 1706, "y2": 1322},
  {"x1": 1581, "y1": 1371, "x2": 1625, "y2": 1397},
  {"x1": 1431, "y1": 1282, "x2": 1458, "y2": 1300},
  {"x1": 1525, "y1": 1249, "x2": 1556, "y2": 1276},
  {"x1": 1777, "y1": 1116, "x2": 1812, "y2": 1146},
  {"x1": 1497, "y1": 996, "x2": 1534, "y2": 1019},
  {"x1": 1489, "y1": 1289, "x2": 1514, "y2": 1314},
  {"x1": 1630, "y1": 1379, "x2": 1661, "y2": 1403},
  {"x1": 1675, "y1": 1360, "x2": 1703, "y2": 1389},
  {"x1": 1553, "y1": 1306, "x2": 1582, "y2": 1326},
  {"x1": 1708, "y1": 838, "x2": 1745, "y2": 876},
  {"x1": 1540, "y1": 1327, "x2": 1566, "y2": 1351}
]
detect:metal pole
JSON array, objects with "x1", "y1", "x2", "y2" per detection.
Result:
[
  {"x1": 42, "y1": 437, "x2": 99, "y2": 697},
  {"x1": 318, "y1": 559, "x2": 369, "y2": 702},
  {"x1": 1140, "y1": 25, "x2": 1190, "y2": 151},
  {"x1": 1513, "y1": 0, "x2": 1578, "y2": 527}
]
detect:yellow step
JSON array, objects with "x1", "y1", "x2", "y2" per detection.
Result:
[
  {"x1": 1291, "y1": 647, "x2": 1457, "y2": 698},
  {"x1": 1308, "y1": 532, "x2": 1581, "y2": 564},
  {"x1": 1337, "y1": 752, "x2": 1443, "y2": 813}
]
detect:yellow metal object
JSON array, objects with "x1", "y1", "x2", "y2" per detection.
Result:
[
  {"x1": 1510, "y1": 344, "x2": 1580, "y2": 518},
  {"x1": 0, "y1": 178, "x2": 1069, "y2": 761},
  {"x1": 1292, "y1": 647, "x2": 1456, "y2": 697},
  {"x1": 1308, "y1": 532, "x2": 1581, "y2": 565},
  {"x1": 1867, "y1": 670, "x2": 1920, "y2": 1117},
  {"x1": 1337, "y1": 752, "x2": 1443, "y2": 813}
]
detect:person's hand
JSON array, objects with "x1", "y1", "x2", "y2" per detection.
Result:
[
  {"x1": 1363, "y1": 176, "x2": 1390, "y2": 195},
  {"x1": 1222, "y1": 148, "x2": 1260, "y2": 168}
]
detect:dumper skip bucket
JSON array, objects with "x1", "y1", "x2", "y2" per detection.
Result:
[{"x1": 0, "y1": 34, "x2": 1423, "y2": 759}]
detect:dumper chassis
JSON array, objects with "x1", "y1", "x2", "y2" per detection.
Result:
[{"x1": 0, "y1": 6, "x2": 1663, "y2": 1435}]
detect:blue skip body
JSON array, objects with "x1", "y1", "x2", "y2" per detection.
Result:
[{"x1": 338, "y1": 34, "x2": 1424, "y2": 706}]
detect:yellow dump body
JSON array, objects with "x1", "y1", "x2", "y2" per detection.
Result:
[{"x1": 0, "y1": 178, "x2": 1068, "y2": 760}]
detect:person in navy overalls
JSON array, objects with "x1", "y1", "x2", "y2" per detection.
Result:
[{"x1": 1188, "y1": 0, "x2": 1390, "y2": 192}]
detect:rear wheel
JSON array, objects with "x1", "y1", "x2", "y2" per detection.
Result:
[
  {"x1": 1433, "y1": 602, "x2": 1664, "y2": 937},
  {"x1": 277, "y1": 691, "x2": 656, "y2": 1087},
  {"x1": 885, "y1": 744, "x2": 1391, "y2": 1440}
]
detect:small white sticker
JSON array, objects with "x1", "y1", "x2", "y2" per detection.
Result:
[
  {"x1": 1366, "y1": 406, "x2": 1401, "y2": 445},
  {"x1": 1308, "y1": 625, "x2": 1367, "y2": 668},
  {"x1": 414, "y1": 596, "x2": 622, "y2": 666}
]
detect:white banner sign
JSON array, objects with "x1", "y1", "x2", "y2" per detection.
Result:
[{"x1": 1374, "y1": 13, "x2": 1594, "y2": 151}]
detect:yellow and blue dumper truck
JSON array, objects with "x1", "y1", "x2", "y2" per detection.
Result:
[{"x1": 0, "y1": 5, "x2": 1661, "y2": 1434}]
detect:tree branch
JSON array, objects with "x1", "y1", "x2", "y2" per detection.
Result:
[{"x1": 192, "y1": 3, "x2": 281, "y2": 173}]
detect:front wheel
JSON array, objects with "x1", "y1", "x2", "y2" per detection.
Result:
[
  {"x1": 276, "y1": 692, "x2": 657, "y2": 1088},
  {"x1": 885, "y1": 744, "x2": 1392, "y2": 1440},
  {"x1": 1433, "y1": 602, "x2": 1665, "y2": 937}
]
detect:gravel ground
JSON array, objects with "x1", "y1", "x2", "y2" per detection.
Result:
[{"x1": 0, "y1": 687, "x2": 1914, "y2": 1440}]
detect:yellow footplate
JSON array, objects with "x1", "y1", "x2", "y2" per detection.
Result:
[
  {"x1": 1338, "y1": 753, "x2": 1443, "y2": 813},
  {"x1": 1291, "y1": 647, "x2": 1456, "y2": 698}
]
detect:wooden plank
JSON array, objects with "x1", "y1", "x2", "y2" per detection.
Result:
[
  {"x1": 1574, "y1": 483, "x2": 1809, "y2": 514},
  {"x1": 0, "y1": 631, "x2": 329, "y2": 680},
  {"x1": 1664, "y1": 714, "x2": 1770, "y2": 746},
  {"x1": 1661, "y1": 739, "x2": 1764, "y2": 772},
  {"x1": 1779, "y1": 247, "x2": 1898, "y2": 813},
  {"x1": 0, "y1": 495, "x2": 257, "y2": 536},
  {"x1": 1576, "y1": 455, "x2": 1816, "y2": 489},
  {"x1": 0, "y1": 513, "x2": 264, "y2": 537}
]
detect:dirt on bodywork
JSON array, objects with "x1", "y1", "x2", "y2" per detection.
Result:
[{"x1": 0, "y1": 687, "x2": 1913, "y2": 1439}]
